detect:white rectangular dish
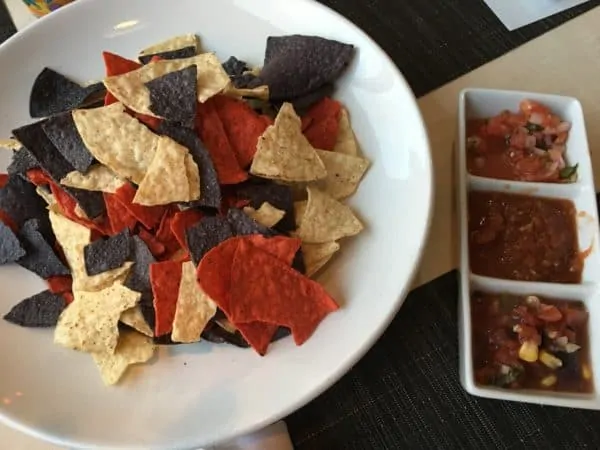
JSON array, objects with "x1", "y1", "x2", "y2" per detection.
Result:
[{"x1": 457, "y1": 88, "x2": 600, "y2": 409}]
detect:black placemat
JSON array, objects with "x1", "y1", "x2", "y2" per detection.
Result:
[{"x1": 0, "y1": 0, "x2": 16, "y2": 44}]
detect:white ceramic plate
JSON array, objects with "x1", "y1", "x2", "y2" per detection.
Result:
[
  {"x1": 457, "y1": 88, "x2": 600, "y2": 409},
  {"x1": 0, "y1": 0, "x2": 433, "y2": 448}
]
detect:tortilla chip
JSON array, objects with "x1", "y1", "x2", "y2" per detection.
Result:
[
  {"x1": 92, "y1": 329, "x2": 156, "y2": 385},
  {"x1": 243, "y1": 202, "x2": 285, "y2": 228},
  {"x1": 54, "y1": 284, "x2": 140, "y2": 353},
  {"x1": 0, "y1": 138, "x2": 22, "y2": 151},
  {"x1": 120, "y1": 306, "x2": 153, "y2": 337},
  {"x1": 224, "y1": 84, "x2": 270, "y2": 101},
  {"x1": 133, "y1": 136, "x2": 198, "y2": 205},
  {"x1": 295, "y1": 186, "x2": 363, "y2": 243},
  {"x1": 302, "y1": 241, "x2": 340, "y2": 277},
  {"x1": 113, "y1": 183, "x2": 165, "y2": 229},
  {"x1": 145, "y1": 66, "x2": 197, "y2": 127},
  {"x1": 72, "y1": 103, "x2": 159, "y2": 184},
  {"x1": 312, "y1": 149, "x2": 369, "y2": 199},
  {"x1": 334, "y1": 108, "x2": 359, "y2": 156},
  {"x1": 185, "y1": 153, "x2": 201, "y2": 202},
  {"x1": 150, "y1": 260, "x2": 183, "y2": 336},
  {"x1": 104, "y1": 53, "x2": 229, "y2": 116},
  {"x1": 302, "y1": 97, "x2": 342, "y2": 151},
  {"x1": 250, "y1": 103, "x2": 326, "y2": 182},
  {"x1": 36, "y1": 186, "x2": 55, "y2": 205},
  {"x1": 3, "y1": 290, "x2": 65, "y2": 328},
  {"x1": 138, "y1": 34, "x2": 199, "y2": 60},
  {"x1": 171, "y1": 261, "x2": 217, "y2": 343},
  {"x1": 60, "y1": 165, "x2": 126, "y2": 194},
  {"x1": 49, "y1": 210, "x2": 133, "y2": 291},
  {"x1": 294, "y1": 200, "x2": 307, "y2": 228}
]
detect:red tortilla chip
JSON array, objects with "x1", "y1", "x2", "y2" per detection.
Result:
[
  {"x1": 102, "y1": 51, "x2": 142, "y2": 106},
  {"x1": 49, "y1": 182, "x2": 109, "y2": 234},
  {"x1": 229, "y1": 240, "x2": 338, "y2": 345},
  {"x1": 62, "y1": 291, "x2": 74, "y2": 305},
  {"x1": 302, "y1": 97, "x2": 342, "y2": 151},
  {"x1": 301, "y1": 116, "x2": 313, "y2": 132},
  {"x1": 197, "y1": 235, "x2": 301, "y2": 354},
  {"x1": 46, "y1": 275, "x2": 73, "y2": 294},
  {"x1": 195, "y1": 98, "x2": 248, "y2": 185},
  {"x1": 0, "y1": 173, "x2": 8, "y2": 188},
  {"x1": 113, "y1": 183, "x2": 165, "y2": 229},
  {"x1": 135, "y1": 113, "x2": 162, "y2": 131},
  {"x1": 212, "y1": 95, "x2": 269, "y2": 168},
  {"x1": 150, "y1": 260, "x2": 183, "y2": 336},
  {"x1": 103, "y1": 192, "x2": 138, "y2": 235},
  {"x1": 138, "y1": 228, "x2": 166, "y2": 258},
  {"x1": 218, "y1": 190, "x2": 250, "y2": 216},
  {"x1": 156, "y1": 207, "x2": 181, "y2": 256},
  {"x1": 170, "y1": 209, "x2": 204, "y2": 249},
  {"x1": 26, "y1": 168, "x2": 52, "y2": 186}
]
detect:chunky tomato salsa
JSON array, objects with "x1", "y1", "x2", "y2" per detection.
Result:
[
  {"x1": 471, "y1": 291, "x2": 593, "y2": 393},
  {"x1": 468, "y1": 191, "x2": 583, "y2": 283},
  {"x1": 466, "y1": 99, "x2": 578, "y2": 182}
]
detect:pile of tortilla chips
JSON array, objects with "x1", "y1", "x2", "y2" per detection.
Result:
[{"x1": 0, "y1": 33, "x2": 369, "y2": 386}]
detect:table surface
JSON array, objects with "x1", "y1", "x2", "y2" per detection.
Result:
[{"x1": 2, "y1": 0, "x2": 600, "y2": 449}]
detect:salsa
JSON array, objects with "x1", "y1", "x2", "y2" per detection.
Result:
[
  {"x1": 471, "y1": 291, "x2": 593, "y2": 393},
  {"x1": 466, "y1": 99, "x2": 578, "y2": 182},
  {"x1": 468, "y1": 191, "x2": 583, "y2": 283}
]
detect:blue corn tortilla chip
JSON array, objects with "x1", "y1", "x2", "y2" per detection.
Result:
[
  {"x1": 3, "y1": 290, "x2": 65, "y2": 327},
  {"x1": 233, "y1": 73, "x2": 261, "y2": 89},
  {"x1": 259, "y1": 35, "x2": 354, "y2": 101},
  {"x1": 0, "y1": 221, "x2": 26, "y2": 264},
  {"x1": 201, "y1": 321, "x2": 250, "y2": 348},
  {"x1": 222, "y1": 56, "x2": 249, "y2": 77},
  {"x1": 0, "y1": 175, "x2": 48, "y2": 227},
  {"x1": 12, "y1": 119, "x2": 74, "y2": 181},
  {"x1": 291, "y1": 247, "x2": 306, "y2": 275},
  {"x1": 271, "y1": 326, "x2": 291, "y2": 342},
  {"x1": 17, "y1": 219, "x2": 69, "y2": 278},
  {"x1": 29, "y1": 68, "x2": 105, "y2": 118},
  {"x1": 64, "y1": 186, "x2": 106, "y2": 219},
  {"x1": 146, "y1": 66, "x2": 197, "y2": 128},
  {"x1": 7, "y1": 148, "x2": 40, "y2": 177},
  {"x1": 12, "y1": 121, "x2": 105, "y2": 218},
  {"x1": 236, "y1": 181, "x2": 295, "y2": 232},
  {"x1": 288, "y1": 83, "x2": 335, "y2": 112},
  {"x1": 138, "y1": 46, "x2": 197, "y2": 65},
  {"x1": 42, "y1": 112, "x2": 95, "y2": 173},
  {"x1": 139, "y1": 294, "x2": 156, "y2": 335},
  {"x1": 84, "y1": 229, "x2": 131, "y2": 276},
  {"x1": 125, "y1": 236, "x2": 155, "y2": 294},
  {"x1": 186, "y1": 216, "x2": 233, "y2": 265},
  {"x1": 158, "y1": 122, "x2": 221, "y2": 209},
  {"x1": 227, "y1": 208, "x2": 277, "y2": 237}
]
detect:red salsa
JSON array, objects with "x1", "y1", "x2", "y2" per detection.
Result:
[
  {"x1": 468, "y1": 191, "x2": 583, "y2": 283},
  {"x1": 466, "y1": 99, "x2": 578, "y2": 182},
  {"x1": 471, "y1": 291, "x2": 593, "y2": 393}
]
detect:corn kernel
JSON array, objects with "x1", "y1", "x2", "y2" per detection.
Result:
[
  {"x1": 519, "y1": 341, "x2": 539, "y2": 362},
  {"x1": 539, "y1": 350, "x2": 563, "y2": 369},
  {"x1": 541, "y1": 375, "x2": 557, "y2": 387},
  {"x1": 583, "y1": 364, "x2": 592, "y2": 381}
]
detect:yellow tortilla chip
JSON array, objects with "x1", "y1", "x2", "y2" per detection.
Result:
[
  {"x1": 334, "y1": 108, "x2": 360, "y2": 156},
  {"x1": 0, "y1": 138, "x2": 22, "y2": 151},
  {"x1": 36, "y1": 186, "x2": 55, "y2": 206},
  {"x1": 138, "y1": 33, "x2": 200, "y2": 59},
  {"x1": 92, "y1": 330, "x2": 156, "y2": 386},
  {"x1": 296, "y1": 186, "x2": 363, "y2": 243},
  {"x1": 302, "y1": 241, "x2": 341, "y2": 277},
  {"x1": 49, "y1": 210, "x2": 133, "y2": 291},
  {"x1": 250, "y1": 102, "x2": 327, "y2": 182},
  {"x1": 185, "y1": 153, "x2": 201, "y2": 202},
  {"x1": 294, "y1": 200, "x2": 308, "y2": 228},
  {"x1": 313, "y1": 150, "x2": 369, "y2": 199},
  {"x1": 72, "y1": 103, "x2": 159, "y2": 184},
  {"x1": 120, "y1": 306, "x2": 153, "y2": 337},
  {"x1": 243, "y1": 202, "x2": 285, "y2": 228},
  {"x1": 60, "y1": 165, "x2": 126, "y2": 194},
  {"x1": 172, "y1": 261, "x2": 217, "y2": 343},
  {"x1": 104, "y1": 53, "x2": 229, "y2": 115},
  {"x1": 54, "y1": 284, "x2": 140, "y2": 354},
  {"x1": 225, "y1": 84, "x2": 269, "y2": 100},
  {"x1": 133, "y1": 136, "x2": 198, "y2": 206}
]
